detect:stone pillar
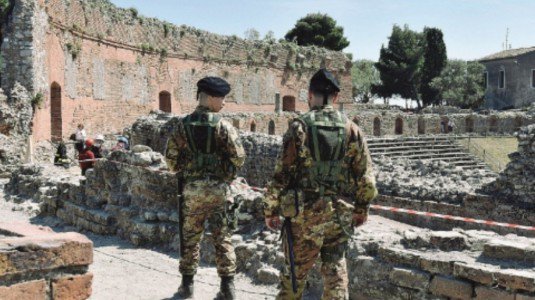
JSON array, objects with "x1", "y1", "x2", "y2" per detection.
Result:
[{"x1": 274, "y1": 93, "x2": 281, "y2": 113}]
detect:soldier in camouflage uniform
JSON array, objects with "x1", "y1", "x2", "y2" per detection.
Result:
[
  {"x1": 165, "y1": 77, "x2": 246, "y2": 299},
  {"x1": 264, "y1": 69, "x2": 378, "y2": 300}
]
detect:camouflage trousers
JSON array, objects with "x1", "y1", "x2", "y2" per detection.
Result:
[
  {"x1": 179, "y1": 179, "x2": 236, "y2": 277},
  {"x1": 277, "y1": 198, "x2": 354, "y2": 300}
]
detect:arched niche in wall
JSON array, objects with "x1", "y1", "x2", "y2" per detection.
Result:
[
  {"x1": 50, "y1": 82, "x2": 62, "y2": 142},
  {"x1": 465, "y1": 117, "x2": 474, "y2": 133},
  {"x1": 440, "y1": 116, "x2": 450, "y2": 133},
  {"x1": 514, "y1": 116, "x2": 523, "y2": 130},
  {"x1": 352, "y1": 116, "x2": 360, "y2": 126},
  {"x1": 488, "y1": 116, "x2": 498, "y2": 132},
  {"x1": 417, "y1": 117, "x2": 425, "y2": 135},
  {"x1": 373, "y1": 117, "x2": 381, "y2": 137},
  {"x1": 232, "y1": 119, "x2": 240, "y2": 129},
  {"x1": 395, "y1": 117, "x2": 403, "y2": 135},
  {"x1": 159, "y1": 91, "x2": 172, "y2": 113},
  {"x1": 250, "y1": 120, "x2": 257, "y2": 132},
  {"x1": 268, "y1": 120, "x2": 275, "y2": 135},
  {"x1": 282, "y1": 95, "x2": 296, "y2": 112}
]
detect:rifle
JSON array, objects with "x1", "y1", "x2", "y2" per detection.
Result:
[
  {"x1": 284, "y1": 188, "x2": 300, "y2": 294},
  {"x1": 178, "y1": 175, "x2": 185, "y2": 257}
]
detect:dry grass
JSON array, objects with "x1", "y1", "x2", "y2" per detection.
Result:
[{"x1": 459, "y1": 137, "x2": 518, "y2": 171}]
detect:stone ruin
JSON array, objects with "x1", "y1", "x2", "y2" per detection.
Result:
[{"x1": 1, "y1": 111, "x2": 535, "y2": 298}]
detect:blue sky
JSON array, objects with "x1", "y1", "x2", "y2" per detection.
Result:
[{"x1": 109, "y1": 0, "x2": 534, "y2": 61}]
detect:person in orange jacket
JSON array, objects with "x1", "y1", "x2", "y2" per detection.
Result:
[{"x1": 78, "y1": 139, "x2": 95, "y2": 176}]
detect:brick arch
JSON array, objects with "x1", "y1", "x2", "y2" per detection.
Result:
[
  {"x1": 488, "y1": 116, "x2": 498, "y2": 132},
  {"x1": 465, "y1": 117, "x2": 474, "y2": 133},
  {"x1": 268, "y1": 120, "x2": 275, "y2": 135},
  {"x1": 159, "y1": 91, "x2": 171, "y2": 113},
  {"x1": 373, "y1": 117, "x2": 381, "y2": 136},
  {"x1": 395, "y1": 117, "x2": 403, "y2": 135},
  {"x1": 282, "y1": 95, "x2": 296, "y2": 112},
  {"x1": 440, "y1": 116, "x2": 450, "y2": 133},
  {"x1": 250, "y1": 120, "x2": 256, "y2": 132},
  {"x1": 417, "y1": 117, "x2": 425, "y2": 134},
  {"x1": 50, "y1": 82, "x2": 62, "y2": 142},
  {"x1": 514, "y1": 116, "x2": 523, "y2": 130}
]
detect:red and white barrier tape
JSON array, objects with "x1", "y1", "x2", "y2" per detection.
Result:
[{"x1": 371, "y1": 204, "x2": 535, "y2": 231}]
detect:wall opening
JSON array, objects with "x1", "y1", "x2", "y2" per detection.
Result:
[
  {"x1": 50, "y1": 82, "x2": 62, "y2": 142},
  {"x1": 282, "y1": 96, "x2": 296, "y2": 112},
  {"x1": 489, "y1": 116, "x2": 498, "y2": 132},
  {"x1": 465, "y1": 117, "x2": 474, "y2": 133},
  {"x1": 159, "y1": 91, "x2": 171, "y2": 113},
  {"x1": 395, "y1": 117, "x2": 403, "y2": 135},
  {"x1": 232, "y1": 119, "x2": 240, "y2": 129},
  {"x1": 352, "y1": 117, "x2": 360, "y2": 126},
  {"x1": 268, "y1": 120, "x2": 275, "y2": 135},
  {"x1": 514, "y1": 116, "x2": 523, "y2": 130},
  {"x1": 417, "y1": 117, "x2": 425, "y2": 135},
  {"x1": 373, "y1": 117, "x2": 381, "y2": 136},
  {"x1": 440, "y1": 116, "x2": 450, "y2": 133},
  {"x1": 250, "y1": 120, "x2": 256, "y2": 132}
]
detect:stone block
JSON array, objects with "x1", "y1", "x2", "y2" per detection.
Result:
[
  {"x1": 389, "y1": 267, "x2": 430, "y2": 290},
  {"x1": 494, "y1": 269, "x2": 535, "y2": 292},
  {"x1": 256, "y1": 267, "x2": 279, "y2": 284},
  {"x1": 516, "y1": 293, "x2": 535, "y2": 300},
  {"x1": 453, "y1": 262, "x2": 495, "y2": 285},
  {"x1": 419, "y1": 256, "x2": 453, "y2": 275},
  {"x1": 429, "y1": 231, "x2": 467, "y2": 251},
  {"x1": 483, "y1": 240, "x2": 535, "y2": 263},
  {"x1": 0, "y1": 279, "x2": 47, "y2": 300},
  {"x1": 52, "y1": 273, "x2": 93, "y2": 300},
  {"x1": 474, "y1": 286, "x2": 514, "y2": 300},
  {"x1": 378, "y1": 247, "x2": 420, "y2": 268},
  {"x1": 429, "y1": 276, "x2": 473, "y2": 300}
]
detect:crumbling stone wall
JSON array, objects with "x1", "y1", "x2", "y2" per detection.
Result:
[
  {"x1": 0, "y1": 84, "x2": 33, "y2": 173},
  {"x1": 486, "y1": 124, "x2": 535, "y2": 206}
]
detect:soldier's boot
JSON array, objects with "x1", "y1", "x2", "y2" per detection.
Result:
[
  {"x1": 216, "y1": 276, "x2": 235, "y2": 300},
  {"x1": 177, "y1": 275, "x2": 194, "y2": 298}
]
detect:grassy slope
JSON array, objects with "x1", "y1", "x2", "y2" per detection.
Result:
[{"x1": 459, "y1": 137, "x2": 518, "y2": 171}]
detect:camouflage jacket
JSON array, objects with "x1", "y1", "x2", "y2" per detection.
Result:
[
  {"x1": 264, "y1": 105, "x2": 377, "y2": 217},
  {"x1": 165, "y1": 106, "x2": 246, "y2": 181}
]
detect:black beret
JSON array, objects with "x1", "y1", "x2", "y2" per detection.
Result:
[
  {"x1": 309, "y1": 68, "x2": 340, "y2": 95},
  {"x1": 197, "y1": 77, "x2": 231, "y2": 97}
]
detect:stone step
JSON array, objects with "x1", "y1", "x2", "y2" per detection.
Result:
[
  {"x1": 369, "y1": 144, "x2": 464, "y2": 151},
  {"x1": 367, "y1": 140, "x2": 456, "y2": 148},
  {"x1": 371, "y1": 149, "x2": 468, "y2": 157},
  {"x1": 371, "y1": 151, "x2": 474, "y2": 159}
]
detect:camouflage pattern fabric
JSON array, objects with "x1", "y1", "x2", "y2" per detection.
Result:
[
  {"x1": 165, "y1": 105, "x2": 246, "y2": 277},
  {"x1": 179, "y1": 179, "x2": 236, "y2": 276},
  {"x1": 264, "y1": 105, "x2": 378, "y2": 299},
  {"x1": 165, "y1": 106, "x2": 246, "y2": 180}
]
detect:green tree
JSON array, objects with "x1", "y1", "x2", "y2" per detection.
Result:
[
  {"x1": 373, "y1": 24, "x2": 424, "y2": 108},
  {"x1": 284, "y1": 13, "x2": 349, "y2": 51},
  {"x1": 244, "y1": 28, "x2": 260, "y2": 41},
  {"x1": 351, "y1": 60, "x2": 380, "y2": 103},
  {"x1": 430, "y1": 60, "x2": 485, "y2": 108},
  {"x1": 420, "y1": 27, "x2": 447, "y2": 106}
]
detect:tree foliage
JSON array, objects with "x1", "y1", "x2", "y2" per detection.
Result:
[
  {"x1": 285, "y1": 13, "x2": 349, "y2": 51},
  {"x1": 420, "y1": 27, "x2": 447, "y2": 106},
  {"x1": 351, "y1": 60, "x2": 380, "y2": 103},
  {"x1": 430, "y1": 60, "x2": 485, "y2": 109},
  {"x1": 244, "y1": 28, "x2": 260, "y2": 41},
  {"x1": 373, "y1": 25, "x2": 424, "y2": 108}
]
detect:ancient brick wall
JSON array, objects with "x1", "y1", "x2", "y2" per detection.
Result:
[{"x1": 1, "y1": 0, "x2": 352, "y2": 143}]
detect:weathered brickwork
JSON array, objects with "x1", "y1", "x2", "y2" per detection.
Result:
[
  {"x1": 0, "y1": 0, "x2": 352, "y2": 143},
  {"x1": 0, "y1": 221, "x2": 94, "y2": 300}
]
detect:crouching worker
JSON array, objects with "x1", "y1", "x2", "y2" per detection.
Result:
[
  {"x1": 264, "y1": 69, "x2": 378, "y2": 299},
  {"x1": 53, "y1": 141, "x2": 71, "y2": 168},
  {"x1": 165, "y1": 77, "x2": 246, "y2": 299},
  {"x1": 78, "y1": 139, "x2": 95, "y2": 176}
]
